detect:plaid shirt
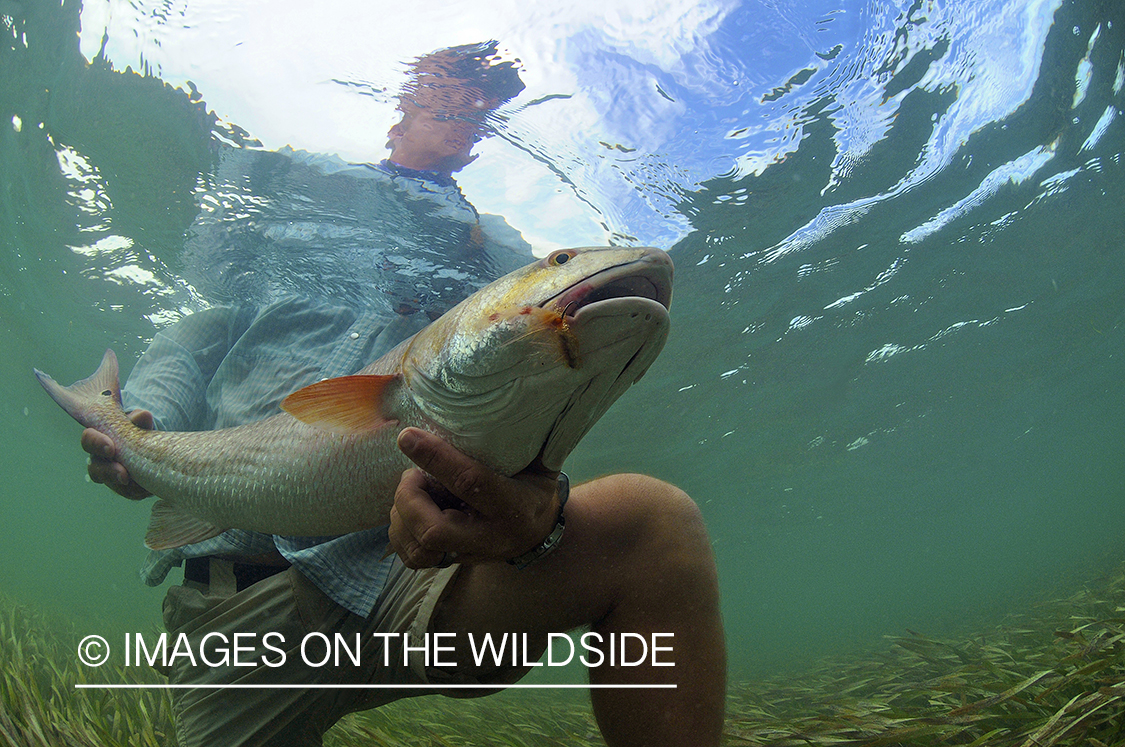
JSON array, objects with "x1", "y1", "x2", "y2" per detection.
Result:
[{"x1": 128, "y1": 151, "x2": 530, "y2": 617}]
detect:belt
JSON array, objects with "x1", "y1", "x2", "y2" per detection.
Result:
[{"x1": 183, "y1": 556, "x2": 290, "y2": 592}]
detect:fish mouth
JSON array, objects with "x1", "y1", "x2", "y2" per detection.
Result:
[{"x1": 542, "y1": 249, "x2": 674, "y2": 318}]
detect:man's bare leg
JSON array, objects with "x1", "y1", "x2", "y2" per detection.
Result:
[{"x1": 432, "y1": 474, "x2": 726, "y2": 747}]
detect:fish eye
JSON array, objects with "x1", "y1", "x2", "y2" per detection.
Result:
[{"x1": 548, "y1": 250, "x2": 576, "y2": 266}]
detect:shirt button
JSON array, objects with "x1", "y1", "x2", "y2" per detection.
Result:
[{"x1": 349, "y1": 332, "x2": 360, "y2": 340}]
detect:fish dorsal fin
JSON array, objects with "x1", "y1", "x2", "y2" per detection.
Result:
[
  {"x1": 145, "y1": 500, "x2": 225, "y2": 550},
  {"x1": 280, "y1": 374, "x2": 401, "y2": 435}
]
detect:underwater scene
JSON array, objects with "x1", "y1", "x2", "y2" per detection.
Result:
[{"x1": 2, "y1": 0, "x2": 1124, "y2": 744}]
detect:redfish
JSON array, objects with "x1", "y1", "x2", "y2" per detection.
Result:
[{"x1": 35, "y1": 247, "x2": 672, "y2": 550}]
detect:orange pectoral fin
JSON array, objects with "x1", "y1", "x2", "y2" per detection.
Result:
[{"x1": 280, "y1": 374, "x2": 401, "y2": 434}]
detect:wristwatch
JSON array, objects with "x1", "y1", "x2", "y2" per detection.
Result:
[{"x1": 507, "y1": 472, "x2": 569, "y2": 570}]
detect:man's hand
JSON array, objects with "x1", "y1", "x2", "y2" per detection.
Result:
[
  {"x1": 389, "y1": 427, "x2": 562, "y2": 568},
  {"x1": 81, "y1": 409, "x2": 154, "y2": 500}
]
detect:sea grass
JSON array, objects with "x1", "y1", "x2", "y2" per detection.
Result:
[
  {"x1": 2, "y1": 563, "x2": 1123, "y2": 746},
  {"x1": 722, "y1": 563, "x2": 1125, "y2": 746}
]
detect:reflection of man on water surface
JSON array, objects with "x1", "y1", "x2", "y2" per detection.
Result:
[{"x1": 82, "y1": 42, "x2": 726, "y2": 746}]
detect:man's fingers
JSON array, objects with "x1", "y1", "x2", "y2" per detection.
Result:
[
  {"x1": 80, "y1": 413, "x2": 154, "y2": 499},
  {"x1": 90, "y1": 461, "x2": 127, "y2": 486},
  {"x1": 392, "y1": 427, "x2": 565, "y2": 563},
  {"x1": 396, "y1": 427, "x2": 502, "y2": 510},
  {"x1": 389, "y1": 468, "x2": 473, "y2": 567},
  {"x1": 87, "y1": 456, "x2": 148, "y2": 498},
  {"x1": 388, "y1": 502, "x2": 443, "y2": 569},
  {"x1": 82, "y1": 428, "x2": 130, "y2": 488},
  {"x1": 81, "y1": 428, "x2": 116, "y2": 461},
  {"x1": 129, "y1": 409, "x2": 155, "y2": 430}
]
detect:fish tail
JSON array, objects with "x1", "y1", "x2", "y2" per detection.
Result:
[{"x1": 33, "y1": 349, "x2": 123, "y2": 428}]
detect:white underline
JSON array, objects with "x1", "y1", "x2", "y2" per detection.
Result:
[{"x1": 75, "y1": 683, "x2": 676, "y2": 690}]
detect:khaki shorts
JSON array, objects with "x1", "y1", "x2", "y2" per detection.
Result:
[{"x1": 161, "y1": 558, "x2": 530, "y2": 747}]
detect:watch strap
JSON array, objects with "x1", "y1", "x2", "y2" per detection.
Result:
[{"x1": 507, "y1": 472, "x2": 569, "y2": 570}]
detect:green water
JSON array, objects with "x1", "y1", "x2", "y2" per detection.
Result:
[{"x1": 2, "y1": 0, "x2": 1124, "y2": 695}]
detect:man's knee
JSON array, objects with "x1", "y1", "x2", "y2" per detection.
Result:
[
  {"x1": 580, "y1": 473, "x2": 712, "y2": 568},
  {"x1": 578, "y1": 474, "x2": 720, "y2": 636},
  {"x1": 591, "y1": 471, "x2": 702, "y2": 522}
]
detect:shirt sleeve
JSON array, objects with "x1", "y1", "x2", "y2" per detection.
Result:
[{"x1": 122, "y1": 305, "x2": 255, "y2": 432}]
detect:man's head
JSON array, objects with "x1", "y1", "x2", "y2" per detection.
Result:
[{"x1": 386, "y1": 41, "x2": 524, "y2": 175}]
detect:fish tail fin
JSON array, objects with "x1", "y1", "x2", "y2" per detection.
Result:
[{"x1": 33, "y1": 349, "x2": 122, "y2": 428}]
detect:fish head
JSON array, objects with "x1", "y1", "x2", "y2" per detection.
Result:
[{"x1": 402, "y1": 246, "x2": 673, "y2": 472}]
